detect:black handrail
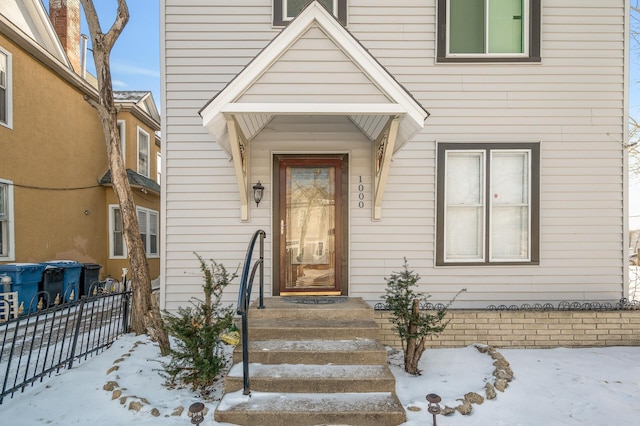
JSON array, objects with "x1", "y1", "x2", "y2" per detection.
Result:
[{"x1": 236, "y1": 229, "x2": 266, "y2": 395}]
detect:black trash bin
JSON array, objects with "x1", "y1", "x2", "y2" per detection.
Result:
[
  {"x1": 40, "y1": 266, "x2": 64, "y2": 308},
  {"x1": 80, "y1": 263, "x2": 101, "y2": 297}
]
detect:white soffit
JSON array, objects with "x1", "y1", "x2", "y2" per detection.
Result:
[{"x1": 199, "y1": 1, "x2": 429, "y2": 157}]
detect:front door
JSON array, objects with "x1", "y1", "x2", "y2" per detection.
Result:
[{"x1": 278, "y1": 157, "x2": 342, "y2": 295}]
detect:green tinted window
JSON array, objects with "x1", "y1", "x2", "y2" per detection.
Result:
[
  {"x1": 449, "y1": 0, "x2": 524, "y2": 55},
  {"x1": 450, "y1": 0, "x2": 484, "y2": 54}
]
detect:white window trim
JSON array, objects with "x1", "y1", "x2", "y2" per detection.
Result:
[
  {"x1": 109, "y1": 205, "x2": 159, "y2": 259},
  {"x1": 488, "y1": 149, "x2": 532, "y2": 263},
  {"x1": 443, "y1": 150, "x2": 487, "y2": 263},
  {"x1": 0, "y1": 47, "x2": 13, "y2": 129},
  {"x1": 117, "y1": 120, "x2": 126, "y2": 165},
  {"x1": 156, "y1": 152, "x2": 161, "y2": 184},
  {"x1": 0, "y1": 179, "x2": 15, "y2": 261},
  {"x1": 137, "y1": 126, "x2": 150, "y2": 177},
  {"x1": 445, "y1": 0, "x2": 530, "y2": 59},
  {"x1": 109, "y1": 205, "x2": 127, "y2": 259}
]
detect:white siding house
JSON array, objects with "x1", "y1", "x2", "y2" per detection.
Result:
[{"x1": 161, "y1": 0, "x2": 628, "y2": 310}]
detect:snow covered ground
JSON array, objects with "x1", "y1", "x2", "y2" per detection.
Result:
[{"x1": 2, "y1": 333, "x2": 640, "y2": 425}]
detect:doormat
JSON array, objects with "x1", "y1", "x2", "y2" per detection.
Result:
[{"x1": 283, "y1": 296, "x2": 348, "y2": 304}]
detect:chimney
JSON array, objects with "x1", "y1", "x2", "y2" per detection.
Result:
[{"x1": 49, "y1": 0, "x2": 81, "y2": 73}]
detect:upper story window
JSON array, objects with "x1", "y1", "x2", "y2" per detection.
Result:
[
  {"x1": 436, "y1": 143, "x2": 539, "y2": 266},
  {"x1": 117, "y1": 120, "x2": 126, "y2": 165},
  {"x1": 156, "y1": 152, "x2": 162, "y2": 184},
  {"x1": 0, "y1": 47, "x2": 13, "y2": 128},
  {"x1": 437, "y1": 0, "x2": 541, "y2": 62},
  {"x1": 137, "y1": 127, "x2": 150, "y2": 177},
  {"x1": 0, "y1": 179, "x2": 15, "y2": 260},
  {"x1": 273, "y1": 0, "x2": 347, "y2": 26}
]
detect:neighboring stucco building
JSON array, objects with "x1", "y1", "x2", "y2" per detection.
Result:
[
  {"x1": 160, "y1": 1, "x2": 629, "y2": 310},
  {"x1": 0, "y1": 0, "x2": 161, "y2": 283}
]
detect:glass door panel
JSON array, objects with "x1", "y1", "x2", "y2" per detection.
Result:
[{"x1": 280, "y1": 159, "x2": 341, "y2": 294}]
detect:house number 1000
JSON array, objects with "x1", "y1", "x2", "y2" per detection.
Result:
[{"x1": 358, "y1": 176, "x2": 364, "y2": 208}]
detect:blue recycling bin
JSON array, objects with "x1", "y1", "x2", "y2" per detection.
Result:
[
  {"x1": 0, "y1": 263, "x2": 46, "y2": 314},
  {"x1": 42, "y1": 261, "x2": 83, "y2": 302}
]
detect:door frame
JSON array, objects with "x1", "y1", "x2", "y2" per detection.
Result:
[{"x1": 272, "y1": 154, "x2": 349, "y2": 296}]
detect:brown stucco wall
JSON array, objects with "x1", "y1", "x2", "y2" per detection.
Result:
[
  {"x1": 0, "y1": 33, "x2": 161, "y2": 283},
  {"x1": 375, "y1": 310, "x2": 640, "y2": 349},
  {"x1": 0, "y1": 33, "x2": 108, "y2": 268}
]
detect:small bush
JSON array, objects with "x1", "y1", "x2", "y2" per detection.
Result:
[
  {"x1": 163, "y1": 254, "x2": 237, "y2": 394},
  {"x1": 381, "y1": 258, "x2": 465, "y2": 375}
]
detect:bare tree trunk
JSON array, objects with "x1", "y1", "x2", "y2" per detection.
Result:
[
  {"x1": 404, "y1": 298, "x2": 422, "y2": 375},
  {"x1": 80, "y1": 0, "x2": 169, "y2": 355}
]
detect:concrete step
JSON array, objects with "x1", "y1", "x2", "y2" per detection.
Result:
[
  {"x1": 233, "y1": 339, "x2": 387, "y2": 365},
  {"x1": 214, "y1": 391, "x2": 407, "y2": 426},
  {"x1": 224, "y1": 363, "x2": 396, "y2": 393},
  {"x1": 248, "y1": 296, "x2": 374, "y2": 321},
  {"x1": 247, "y1": 318, "x2": 381, "y2": 340}
]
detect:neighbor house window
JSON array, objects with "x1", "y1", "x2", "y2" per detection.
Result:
[
  {"x1": 436, "y1": 143, "x2": 539, "y2": 265},
  {"x1": 0, "y1": 179, "x2": 15, "y2": 260},
  {"x1": 273, "y1": 0, "x2": 347, "y2": 26},
  {"x1": 156, "y1": 152, "x2": 161, "y2": 184},
  {"x1": 437, "y1": 0, "x2": 541, "y2": 62},
  {"x1": 110, "y1": 205, "x2": 159, "y2": 258},
  {"x1": 0, "y1": 48, "x2": 12, "y2": 128},
  {"x1": 110, "y1": 206, "x2": 125, "y2": 258},
  {"x1": 117, "y1": 120, "x2": 126, "y2": 164},
  {"x1": 137, "y1": 127, "x2": 150, "y2": 177}
]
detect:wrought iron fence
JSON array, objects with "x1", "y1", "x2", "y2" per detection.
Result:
[{"x1": 0, "y1": 289, "x2": 131, "y2": 404}]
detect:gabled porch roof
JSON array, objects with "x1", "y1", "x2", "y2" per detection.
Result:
[{"x1": 199, "y1": 1, "x2": 429, "y2": 220}]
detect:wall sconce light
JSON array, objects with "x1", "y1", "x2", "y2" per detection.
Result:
[{"x1": 253, "y1": 181, "x2": 264, "y2": 207}]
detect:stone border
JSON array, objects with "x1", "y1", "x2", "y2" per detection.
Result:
[
  {"x1": 438, "y1": 345, "x2": 514, "y2": 417},
  {"x1": 102, "y1": 340, "x2": 208, "y2": 420}
]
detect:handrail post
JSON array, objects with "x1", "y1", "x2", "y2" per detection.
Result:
[
  {"x1": 258, "y1": 230, "x2": 265, "y2": 309},
  {"x1": 236, "y1": 229, "x2": 266, "y2": 396}
]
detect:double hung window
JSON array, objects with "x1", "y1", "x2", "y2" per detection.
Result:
[
  {"x1": 0, "y1": 180, "x2": 14, "y2": 260},
  {"x1": 0, "y1": 48, "x2": 12, "y2": 128},
  {"x1": 117, "y1": 120, "x2": 126, "y2": 164},
  {"x1": 137, "y1": 127, "x2": 150, "y2": 177},
  {"x1": 273, "y1": 0, "x2": 347, "y2": 26},
  {"x1": 436, "y1": 143, "x2": 539, "y2": 265},
  {"x1": 437, "y1": 0, "x2": 540, "y2": 62},
  {"x1": 110, "y1": 206, "x2": 159, "y2": 258}
]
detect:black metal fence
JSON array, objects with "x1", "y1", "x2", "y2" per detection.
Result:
[{"x1": 0, "y1": 290, "x2": 131, "y2": 404}]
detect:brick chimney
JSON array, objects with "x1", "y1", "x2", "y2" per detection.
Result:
[{"x1": 49, "y1": 0, "x2": 81, "y2": 73}]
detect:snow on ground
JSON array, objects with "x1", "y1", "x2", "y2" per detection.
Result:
[{"x1": 2, "y1": 333, "x2": 640, "y2": 425}]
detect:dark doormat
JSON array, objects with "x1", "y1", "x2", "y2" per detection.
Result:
[{"x1": 283, "y1": 296, "x2": 348, "y2": 304}]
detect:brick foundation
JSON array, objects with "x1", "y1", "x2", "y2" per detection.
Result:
[{"x1": 374, "y1": 310, "x2": 640, "y2": 349}]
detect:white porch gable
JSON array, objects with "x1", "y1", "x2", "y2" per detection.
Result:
[{"x1": 199, "y1": 1, "x2": 428, "y2": 221}]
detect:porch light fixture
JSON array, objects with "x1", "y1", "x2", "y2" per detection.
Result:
[{"x1": 253, "y1": 181, "x2": 264, "y2": 207}]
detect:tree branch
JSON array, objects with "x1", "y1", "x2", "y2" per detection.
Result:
[{"x1": 103, "y1": 0, "x2": 130, "y2": 52}]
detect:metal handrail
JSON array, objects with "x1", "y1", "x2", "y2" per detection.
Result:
[{"x1": 236, "y1": 229, "x2": 266, "y2": 395}]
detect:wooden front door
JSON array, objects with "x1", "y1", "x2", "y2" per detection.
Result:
[{"x1": 278, "y1": 158, "x2": 342, "y2": 295}]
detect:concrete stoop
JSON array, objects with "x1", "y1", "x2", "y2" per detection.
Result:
[{"x1": 214, "y1": 297, "x2": 406, "y2": 426}]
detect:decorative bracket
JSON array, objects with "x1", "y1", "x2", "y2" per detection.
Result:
[
  {"x1": 373, "y1": 116, "x2": 400, "y2": 220},
  {"x1": 225, "y1": 115, "x2": 250, "y2": 221}
]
